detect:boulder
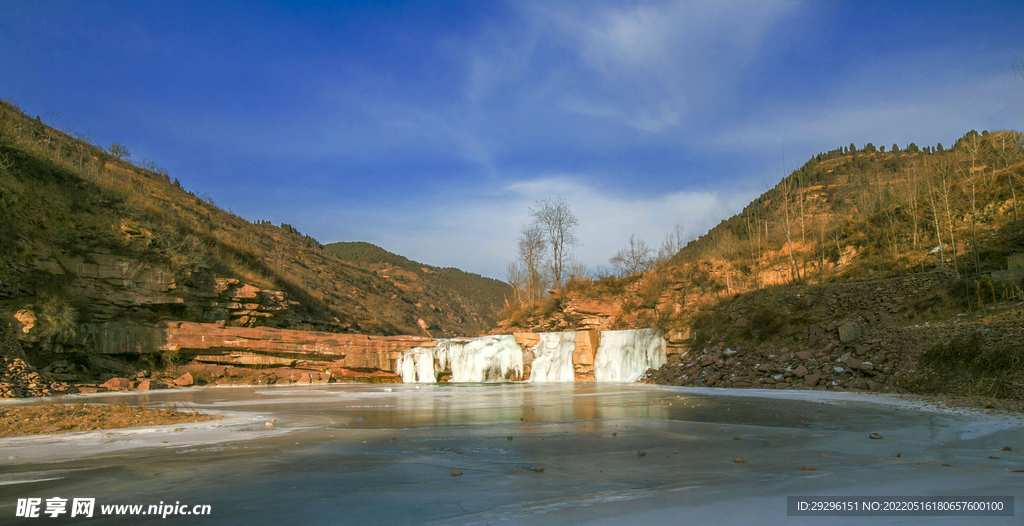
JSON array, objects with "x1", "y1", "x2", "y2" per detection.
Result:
[
  {"x1": 174, "y1": 372, "x2": 194, "y2": 386},
  {"x1": 102, "y1": 377, "x2": 131, "y2": 390},
  {"x1": 793, "y1": 365, "x2": 808, "y2": 377},
  {"x1": 136, "y1": 379, "x2": 165, "y2": 390},
  {"x1": 838, "y1": 321, "x2": 863, "y2": 343}
]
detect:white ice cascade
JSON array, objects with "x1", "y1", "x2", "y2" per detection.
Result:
[
  {"x1": 594, "y1": 328, "x2": 667, "y2": 383},
  {"x1": 529, "y1": 332, "x2": 577, "y2": 382},
  {"x1": 398, "y1": 346, "x2": 439, "y2": 383},
  {"x1": 446, "y1": 335, "x2": 523, "y2": 383},
  {"x1": 397, "y1": 339, "x2": 468, "y2": 384}
]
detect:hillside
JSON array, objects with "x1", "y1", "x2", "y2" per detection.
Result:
[
  {"x1": 0, "y1": 98, "x2": 510, "y2": 367},
  {"x1": 501, "y1": 131, "x2": 1024, "y2": 400},
  {"x1": 324, "y1": 241, "x2": 510, "y2": 336}
]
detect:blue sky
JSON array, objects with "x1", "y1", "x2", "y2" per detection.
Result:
[{"x1": 2, "y1": 0, "x2": 1022, "y2": 279}]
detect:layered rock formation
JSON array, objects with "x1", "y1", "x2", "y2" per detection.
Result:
[{"x1": 10, "y1": 248, "x2": 340, "y2": 335}]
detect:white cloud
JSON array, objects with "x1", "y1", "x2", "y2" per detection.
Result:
[
  {"x1": 511, "y1": 0, "x2": 797, "y2": 131},
  {"x1": 312, "y1": 176, "x2": 757, "y2": 280}
]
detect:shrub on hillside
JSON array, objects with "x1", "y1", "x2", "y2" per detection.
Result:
[{"x1": 909, "y1": 333, "x2": 1024, "y2": 399}]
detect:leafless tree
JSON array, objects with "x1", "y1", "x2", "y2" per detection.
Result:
[
  {"x1": 656, "y1": 223, "x2": 686, "y2": 263},
  {"x1": 745, "y1": 208, "x2": 762, "y2": 289},
  {"x1": 108, "y1": 142, "x2": 130, "y2": 161},
  {"x1": 529, "y1": 197, "x2": 578, "y2": 289},
  {"x1": 926, "y1": 174, "x2": 945, "y2": 269},
  {"x1": 610, "y1": 234, "x2": 653, "y2": 276},
  {"x1": 902, "y1": 166, "x2": 922, "y2": 251},
  {"x1": 960, "y1": 134, "x2": 983, "y2": 273},
  {"x1": 936, "y1": 161, "x2": 960, "y2": 273},
  {"x1": 567, "y1": 254, "x2": 590, "y2": 282},
  {"x1": 517, "y1": 223, "x2": 548, "y2": 302},
  {"x1": 504, "y1": 261, "x2": 526, "y2": 304},
  {"x1": 777, "y1": 175, "x2": 800, "y2": 282},
  {"x1": 999, "y1": 132, "x2": 1020, "y2": 224}
]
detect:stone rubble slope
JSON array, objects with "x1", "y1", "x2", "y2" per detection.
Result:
[{"x1": 643, "y1": 270, "x2": 1024, "y2": 395}]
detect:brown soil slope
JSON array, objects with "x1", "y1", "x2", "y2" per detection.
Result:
[{"x1": 0, "y1": 99, "x2": 509, "y2": 365}]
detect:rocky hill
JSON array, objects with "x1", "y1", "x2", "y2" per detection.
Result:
[
  {"x1": 0, "y1": 99, "x2": 510, "y2": 377},
  {"x1": 324, "y1": 241, "x2": 509, "y2": 336},
  {"x1": 501, "y1": 131, "x2": 1024, "y2": 400}
]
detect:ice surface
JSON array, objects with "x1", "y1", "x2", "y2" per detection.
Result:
[
  {"x1": 3, "y1": 384, "x2": 1022, "y2": 525},
  {"x1": 529, "y1": 332, "x2": 577, "y2": 382},
  {"x1": 594, "y1": 328, "x2": 667, "y2": 383}
]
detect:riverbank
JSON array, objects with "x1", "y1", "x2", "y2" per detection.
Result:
[{"x1": 0, "y1": 401, "x2": 221, "y2": 438}]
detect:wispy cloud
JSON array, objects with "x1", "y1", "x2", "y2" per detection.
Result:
[
  {"x1": 703, "y1": 73, "x2": 1023, "y2": 162},
  {"x1": 310, "y1": 176, "x2": 758, "y2": 279}
]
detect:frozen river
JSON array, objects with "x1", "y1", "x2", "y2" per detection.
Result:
[{"x1": 2, "y1": 383, "x2": 1022, "y2": 525}]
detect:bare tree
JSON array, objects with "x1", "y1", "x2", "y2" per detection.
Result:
[
  {"x1": 530, "y1": 197, "x2": 578, "y2": 289},
  {"x1": 961, "y1": 134, "x2": 983, "y2": 273},
  {"x1": 567, "y1": 254, "x2": 590, "y2": 282},
  {"x1": 745, "y1": 208, "x2": 762, "y2": 289},
  {"x1": 108, "y1": 142, "x2": 130, "y2": 161},
  {"x1": 902, "y1": 166, "x2": 922, "y2": 250},
  {"x1": 1000, "y1": 132, "x2": 1020, "y2": 224},
  {"x1": 777, "y1": 175, "x2": 801, "y2": 282},
  {"x1": 610, "y1": 234, "x2": 653, "y2": 276},
  {"x1": 926, "y1": 174, "x2": 945, "y2": 269},
  {"x1": 516, "y1": 223, "x2": 548, "y2": 302},
  {"x1": 504, "y1": 261, "x2": 526, "y2": 304},
  {"x1": 656, "y1": 223, "x2": 686, "y2": 263},
  {"x1": 936, "y1": 161, "x2": 960, "y2": 273}
]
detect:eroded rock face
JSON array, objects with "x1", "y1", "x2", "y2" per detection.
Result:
[
  {"x1": 161, "y1": 322, "x2": 431, "y2": 372},
  {"x1": 8, "y1": 249, "x2": 348, "y2": 344}
]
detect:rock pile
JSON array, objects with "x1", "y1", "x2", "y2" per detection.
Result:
[
  {"x1": 642, "y1": 272, "x2": 962, "y2": 392},
  {"x1": 0, "y1": 357, "x2": 73, "y2": 398},
  {"x1": 647, "y1": 334, "x2": 899, "y2": 392},
  {"x1": 645, "y1": 269, "x2": 1024, "y2": 395}
]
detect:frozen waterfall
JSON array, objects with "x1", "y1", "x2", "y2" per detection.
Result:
[
  {"x1": 399, "y1": 329, "x2": 665, "y2": 384},
  {"x1": 528, "y1": 332, "x2": 577, "y2": 382},
  {"x1": 398, "y1": 347, "x2": 438, "y2": 383},
  {"x1": 593, "y1": 328, "x2": 667, "y2": 383},
  {"x1": 446, "y1": 335, "x2": 523, "y2": 382}
]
